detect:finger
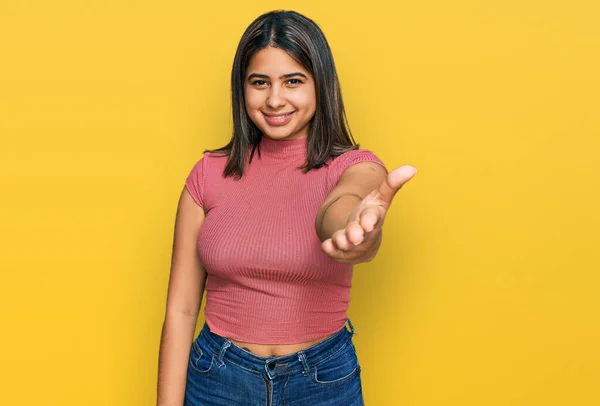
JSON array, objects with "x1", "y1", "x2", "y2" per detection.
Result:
[
  {"x1": 359, "y1": 205, "x2": 382, "y2": 233},
  {"x1": 377, "y1": 165, "x2": 417, "y2": 205},
  {"x1": 321, "y1": 238, "x2": 349, "y2": 260},
  {"x1": 345, "y1": 221, "x2": 365, "y2": 245},
  {"x1": 331, "y1": 229, "x2": 352, "y2": 251},
  {"x1": 321, "y1": 238, "x2": 336, "y2": 255}
]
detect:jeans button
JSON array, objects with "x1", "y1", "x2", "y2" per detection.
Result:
[{"x1": 267, "y1": 362, "x2": 275, "y2": 370}]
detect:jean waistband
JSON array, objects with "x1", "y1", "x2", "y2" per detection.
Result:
[{"x1": 198, "y1": 318, "x2": 356, "y2": 378}]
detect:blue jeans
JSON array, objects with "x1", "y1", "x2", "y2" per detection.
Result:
[{"x1": 184, "y1": 318, "x2": 364, "y2": 405}]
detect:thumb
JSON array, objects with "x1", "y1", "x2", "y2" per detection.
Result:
[{"x1": 376, "y1": 165, "x2": 417, "y2": 205}]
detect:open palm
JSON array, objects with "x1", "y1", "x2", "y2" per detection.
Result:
[{"x1": 321, "y1": 165, "x2": 417, "y2": 264}]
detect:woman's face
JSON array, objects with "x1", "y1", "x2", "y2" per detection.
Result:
[{"x1": 244, "y1": 46, "x2": 316, "y2": 141}]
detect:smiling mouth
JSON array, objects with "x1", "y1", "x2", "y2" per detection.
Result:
[
  {"x1": 262, "y1": 111, "x2": 296, "y2": 126},
  {"x1": 262, "y1": 111, "x2": 295, "y2": 118}
]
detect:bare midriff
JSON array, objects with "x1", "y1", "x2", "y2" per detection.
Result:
[{"x1": 227, "y1": 332, "x2": 336, "y2": 357}]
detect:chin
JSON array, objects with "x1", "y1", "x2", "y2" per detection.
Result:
[{"x1": 261, "y1": 130, "x2": 293, "y2": 140}]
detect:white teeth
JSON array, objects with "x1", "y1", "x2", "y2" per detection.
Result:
[{"x1": 266, "y1": 112, "x2": 293, "y2": 119}]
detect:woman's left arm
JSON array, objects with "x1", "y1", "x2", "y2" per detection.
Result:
[{"x1": 315, "y1": 162, "x2": 417, "y2": 264}]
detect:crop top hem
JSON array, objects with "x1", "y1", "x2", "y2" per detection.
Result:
[{"x1": 204, "y1": 317, "x2": 348, "y2": 345}]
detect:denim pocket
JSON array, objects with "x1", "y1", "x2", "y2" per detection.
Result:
[
  {"x1": 311, "y1": 340, "x2": 361, "y2": 386},
  {"x1": 188, "y1": 336, "x2": 216, "y2": 376}
]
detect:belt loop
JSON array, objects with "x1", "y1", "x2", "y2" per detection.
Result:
[
  {"x1": 216, "y1": 339, "x2": 232, "y2": 367},
  {"x1": 297, "y1": 351, "x2": 310, "y2": 376},
  {"x1": 346, "y1": 318, "x2": 355, "y2": 335}
]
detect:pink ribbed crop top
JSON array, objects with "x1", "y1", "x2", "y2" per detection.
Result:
[{"x1": 185, "y1": 136, "x2": 386, "y2": 344}]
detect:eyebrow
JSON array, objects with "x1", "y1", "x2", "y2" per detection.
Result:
[{"x1": 247, "y1": 72, "x2": 308, "y2": 81}]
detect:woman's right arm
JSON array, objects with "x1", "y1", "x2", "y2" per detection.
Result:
[{"x1": 157, "y1": 186, "x2": 207, "y2": 406}]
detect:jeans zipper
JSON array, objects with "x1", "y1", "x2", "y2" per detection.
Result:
[{"x1": 267, "y1": 379, "x2": 272, "y2": 406}]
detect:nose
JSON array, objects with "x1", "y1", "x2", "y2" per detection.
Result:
[{"x1": 266, "y1": 87, "x2": 286, "y2": 109}]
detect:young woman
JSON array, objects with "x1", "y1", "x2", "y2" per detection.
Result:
[{"x1": 157, "y1": 10, "x2": 416, "y2": 406}]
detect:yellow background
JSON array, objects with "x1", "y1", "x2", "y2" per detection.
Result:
[{"x1": 1, "y1": 1, "x2": 599, "y2": 405}]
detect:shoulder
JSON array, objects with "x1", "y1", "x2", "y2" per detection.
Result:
[
  {"x1": 185, "y1": 151, "x2": 230, "y2": 207},
  {"x1": 188, "y1": 151, "x2": 229, "y2": 174},
  {"x1": 327, "y1": 148, "x2": 387, "y2": 189}
]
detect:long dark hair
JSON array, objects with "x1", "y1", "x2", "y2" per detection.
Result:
[{"x1": 207, "y1": 10, "x2": 359, "y2": 179}]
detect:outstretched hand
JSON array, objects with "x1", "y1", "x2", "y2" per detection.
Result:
[{"x1": 321, "y1": 165, "x2": 417, "y2": 264}]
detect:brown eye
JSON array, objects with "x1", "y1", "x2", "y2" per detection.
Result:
[
  {"x1": 287, "y1": 79, "x2": 302, "y2": 85},
  {"x1": 251, "y1": 80, "x2": 268, "y2": 86}
]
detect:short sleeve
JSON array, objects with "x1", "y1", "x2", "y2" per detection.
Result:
[
  {"x1": 185, "y1": 154, "x2": 206, "y2": 208},
  {"x1": 327, "y1": 149, "x2": 387, "y2": 190}
]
